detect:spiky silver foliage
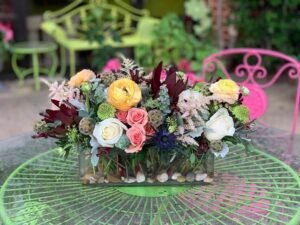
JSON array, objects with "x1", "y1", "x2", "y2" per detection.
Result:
[{"x1": 120, "y1": 55, "x2": 145, "y2": 76}]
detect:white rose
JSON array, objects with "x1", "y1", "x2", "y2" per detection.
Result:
[
  {"x1": 93, "y1": 118, "x2": 127, "y2": 147},
  {"x1": 205, "y1": 108, "x2": 235, "y2": 141}
]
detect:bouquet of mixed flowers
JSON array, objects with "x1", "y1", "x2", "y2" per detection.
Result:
[{"x1": 34, "y1": 58, "x2": 252, "y2": 185}]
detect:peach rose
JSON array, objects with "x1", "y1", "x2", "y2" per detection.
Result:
[
  {"x1": 125, "y1": 124, "x2": 146, "y2": 153},
  {"x1": 68, "y1": 69, "x2": 95, "y2": 88},
  {"x1": 126, "y1": 108, "x2": 148, "y2": 126},
  {"x1": 116, "y1": 111, "x2": 128, "y2": 123}
]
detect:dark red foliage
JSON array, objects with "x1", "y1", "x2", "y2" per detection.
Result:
[
  {"x1": 195, "y1": 136, "x2": 209, "y2": 155},
  {"x1": 238, "y1": 93, "x2": 243, "y2": 104},
  {"x1": 164, "y1": 66, "x2": 188, "y2": 105},
  {"x1": 97, "y1": 147, "x2": 111, "y2": 157},
  {"x1": 130, "y1": 69, "x2": 142, "y2": 84},
  {"x1": 150, "y1": 62, "x2": 163, "y2": 97},
  {"x1": 34, "y1": 99, "x2": 81, "y2": 139}
]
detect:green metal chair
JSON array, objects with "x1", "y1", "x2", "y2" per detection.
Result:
[{"x1": 40, "y1": 0, "x2": 159, "y2": 76}]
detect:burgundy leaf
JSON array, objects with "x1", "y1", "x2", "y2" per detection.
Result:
[
  {"x1": 151, "y1": 62, "x2": 163, "y2": 97},
  {"x1": 165, "y1": 70, "x2": 177, "y2": 98},
  {"x1": 45, "y1": 110, "x2": 74, "y2": 125}
]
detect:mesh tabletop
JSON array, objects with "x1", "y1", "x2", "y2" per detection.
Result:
[{"x1": 1, "y1": 145, "x2": 300, "y2": 225}]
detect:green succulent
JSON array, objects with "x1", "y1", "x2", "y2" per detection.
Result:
[
  {"x1": 231, "y1": 105, "x2": 250, "y2": 123},
  {"x1": 115, "y1": 135, "x2": 130, "y2": 150},
  {"x1": 80, "y1": 82, "x2": 92, "y2": 94},
  {"x1": 209, "y1": 140, "x2": 223, "y2": 152},
  {"x1": 166, "y1": 116, "x2": 178, "y2": 133},
  {"x1": 97, "y1": 102, "x2": 116, "y2": 120}
]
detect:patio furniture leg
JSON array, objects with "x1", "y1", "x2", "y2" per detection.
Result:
[
  {"x1": 11, "y1": 53, "x2": 24, "y2": 85},
  {"x1": 48, "y1": 51, "x2": 58, "y2": 80},
  {"x1": 59, "y1": 46, "x2": 67, "y2": 77},
  {"x1": 32, "y1": 53, "x2": 40, "y2": 91},
  {"x1": 69, "y1": 50, "x2": 76, "y2": 77}
]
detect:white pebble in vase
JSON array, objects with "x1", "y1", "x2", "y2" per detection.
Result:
[
  {"x1": 195, "y1": 173, "x2": 207, "y2": 181},
  {"x1": 157, "y1": 172, "x2": 168, "y2": 183},
  {"x1": 136, "y1": 171, "x2": 146, "y2": 183},
  {"x1": 171, "y1": 172, "x2": 182, "y2": 180},
  {"x1": 124, "y1": 177, "x2": 137, "y2": 183}
]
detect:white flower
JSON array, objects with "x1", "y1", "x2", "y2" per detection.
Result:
[
  {"x1": 93, "y1": 118, "x2": 127, "y2": 147},
  {"x1": 212, "y1": 143, "x2": 229, "y2": 158},
  {"x1": 240, "y1": 86, "x2": 250, "y2": 96},
  {"x1": 205, "y1": 108, "x2": 235, "y2": 141}
]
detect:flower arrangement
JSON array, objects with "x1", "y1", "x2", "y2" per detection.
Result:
[{"x1": 34, "y1": 58, "x2": 252, "y2": 185}]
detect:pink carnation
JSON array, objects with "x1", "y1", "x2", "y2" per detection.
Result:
[
  {"x1": 178, "y1": 59, "x2": 192, "y2": 72},
  {"x1": 0, "y1": 23, "x2": 13, "y2": 42},
  {"x1": 126, "y1": 108, "x2": 148, "y2": 126},
  {"x1": 125, "y1": 124, "x2": 146, "y2": 153},
  {"x1": 102, "y1": 58, "x2": 121, "y2": 72}
]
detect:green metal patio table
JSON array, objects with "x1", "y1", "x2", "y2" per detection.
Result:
[
  {"x1": 10, "y1": 42, "x2": 58, "y2": 91},
  {"x1": 0, "y1": 145, "x2": 300, "y2": 225}
]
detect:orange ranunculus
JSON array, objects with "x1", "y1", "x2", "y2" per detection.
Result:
[
  {"x1": 107, "y1": 78, "x2": 142, "y2": 111},
  {"x1": 68, "y1": 69, "x2": 95, "y2": 88}
]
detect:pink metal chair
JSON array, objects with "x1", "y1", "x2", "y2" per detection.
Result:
[{"x1": 201, "y1": 48, "x2": 300, "y2": 162}]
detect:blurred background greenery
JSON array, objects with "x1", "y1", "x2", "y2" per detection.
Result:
[{"x1": 1, "y1": 0, "x2": 300, "y2": 76}]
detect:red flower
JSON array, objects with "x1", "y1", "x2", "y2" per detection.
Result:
[
  {"x1": 145, "y1": 123, "x2": 155, "y2": 137},
  {"x1": 116, "y1": 111, "x2": 128, "y2": 123}
]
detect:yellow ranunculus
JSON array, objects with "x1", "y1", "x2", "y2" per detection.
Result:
[
  {"x1": 107, "y1": 78, "x2": 142, "y2": 111},
  {"x1": 209, "y1": 79, "x2": 239, "y2": 104},
  {"x1": 68, "y1": 69, "x2": 95, "y2": 88}
]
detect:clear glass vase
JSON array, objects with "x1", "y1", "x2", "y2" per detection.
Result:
[
  {"x1": 205, "y1": 151, "x2": 215, "y2": 178},
  {"x1": 78, "y1": 148, "x2": 215, "y2": 186},
  {"x1": 78, "y1": 149, "x2": 92, "y2": 179}
]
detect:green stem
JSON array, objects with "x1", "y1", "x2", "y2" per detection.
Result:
[{"x1": 85, "y1": 94, "x2": 90, "y2": 112}]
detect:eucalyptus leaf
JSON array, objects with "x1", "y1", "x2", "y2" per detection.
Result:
[{"x1": 79, "y1": 110, "x2": 89, "y2": 118}]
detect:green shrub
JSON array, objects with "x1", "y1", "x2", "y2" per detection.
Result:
[{"x1": 231, "y1": 0, "x2": 300, "y2": 59}]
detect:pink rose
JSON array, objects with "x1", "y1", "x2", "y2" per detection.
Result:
[
  {"x1": 125, "y1": 124, "x2": 146, "y2": 153},
  {"x1": 117, "y1": 111, "x2": 128, "y2": 123},
  {"x1": 126, "y1": 108, "x2": 148, "y2": 126}
]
